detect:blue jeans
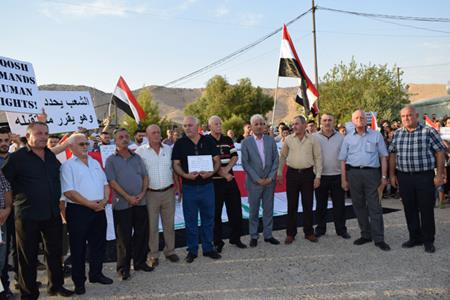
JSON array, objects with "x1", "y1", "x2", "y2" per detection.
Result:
[{"x1": 182, "y1": 183, "x2": 215, "y2": 255}]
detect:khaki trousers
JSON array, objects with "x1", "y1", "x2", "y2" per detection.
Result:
[{"x1": 146, "y1": 188, "x2": 176, "y2": 259}]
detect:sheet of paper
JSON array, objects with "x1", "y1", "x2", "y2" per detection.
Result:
[{"x1": 188, "y1": 155, "x2": 213, "y2": 173}]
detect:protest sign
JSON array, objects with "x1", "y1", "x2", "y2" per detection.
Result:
[
  {"x1": 6, "y1": 91, "x2": 98, "y2": 136},
  {"x1": 100, "y1": 144, "x2": 116, "y2": 167},
  {"x1": 440, "y1": 127, "x2": 450, "y2": 141},
  {"x1": 0, "y1": 56, "x2": 40, "y2": 113}
]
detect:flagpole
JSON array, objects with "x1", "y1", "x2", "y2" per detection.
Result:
[{"x1": 311, "y1": 0, "x2": 320, "y2": 122}]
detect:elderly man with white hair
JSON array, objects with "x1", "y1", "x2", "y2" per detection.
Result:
[{"x1": 241, "y1": 114, "x2": 279, "y2": 247}]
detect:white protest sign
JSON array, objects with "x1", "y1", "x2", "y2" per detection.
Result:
[
  {"x1": 6, "y1": 91, "x2": 98, "y2": 136},
  {"x1": 0, "y1": 56, "x2": 40, "y2": 113},
  {"x1": 440, "y1": 127, "x2": 450, "y2": 141},
  {"x1": 100, "y1": 144, "x2": 116, "y2": 167}
]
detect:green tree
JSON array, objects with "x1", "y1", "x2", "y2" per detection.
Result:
[
  {"x1": 120, "y1": 88, "x2": 174, "y2": 135},
  {"x1": 318, "y1": 58, "x2": 409, "y2": 124},
  {"x1": 185, "y1": 75, "x2": 273, "y2": 134}
]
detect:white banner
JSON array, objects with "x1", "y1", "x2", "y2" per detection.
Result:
[
  {"x1": 100, "y1": 144, "x2": 116, "y2": 167},
  {"x1": 440, "y1": 127, "x2": 450, "y2": 141},
  {"x1": 0, "y1": 56, "x2": 40, "y2": 113},
  {"x1": 6, "y1": 91, "x2": 98, "y2": 136}
]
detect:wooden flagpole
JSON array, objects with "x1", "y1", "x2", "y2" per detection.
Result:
[{"x1": 270, "y1": 76, "x2": 280, "y2": 128}]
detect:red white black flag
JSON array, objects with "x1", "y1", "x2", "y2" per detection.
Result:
[
  {"x1": 278, "y1": 24, "x2": 319, "y2": 116},
  {"x1": 112, "y1": 76, "x2": 146, "y2": 124}
]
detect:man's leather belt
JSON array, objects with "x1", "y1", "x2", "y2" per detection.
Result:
[
  {"x1": 149, "y1": 185, "x2": 173, "y2": 192},
  {"x1": 346, "y1": 164, "x2": 379, "y2": 170},
  {"x1": 287, "y1": 166, "x2": 313, "y2": 173}
]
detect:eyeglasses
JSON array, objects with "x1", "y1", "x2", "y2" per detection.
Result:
[{"x1": 78, "y1": 142, "x2": 89, "y2": 147}]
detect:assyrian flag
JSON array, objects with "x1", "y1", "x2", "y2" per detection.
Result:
[
  {"x1": 279, "y1": 24, "x2": 319, "y2": 116},
  {"x1": 370, "y1": 112, "x2": 379, "y2": 131},
  {"x1": 112, "y1": 76, "x2": 146, "y2": 124},
  {"x1": 424, "y1": 114, "x2": 439, "y2": 129}
]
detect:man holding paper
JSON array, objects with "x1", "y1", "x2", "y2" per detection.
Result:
[{"x1": 172, "y1": 116, "x2": 221, "y2": 263}]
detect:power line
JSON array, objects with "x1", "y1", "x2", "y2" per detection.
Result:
[
  {"x1": 163, "y1": 8, "x2": 312, "y2": 87},
  {"x1": 401, "y1": 62, "x2": 450, "y2": 69},
  {"x1": 318, "y1": 30, "x2": 450, "y2": 38}
]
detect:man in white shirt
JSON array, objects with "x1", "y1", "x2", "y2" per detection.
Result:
[
  {"x1": 136, "y1": 125, "x2": 180, "y2": 268},
  {"x1": 61, "y1": 134, "x2": 113, "y2": 295}
]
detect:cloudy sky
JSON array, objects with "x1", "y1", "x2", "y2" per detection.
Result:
[{"x1": 2, "y1": 0, "x2": 450, "y2": 92}]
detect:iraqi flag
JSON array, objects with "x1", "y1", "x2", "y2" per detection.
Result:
[
  {"x1": 112, "y1": 76, "x2": 146, "y2": 124},
  {"x1": 278, "y1": 24, "x2": 319, "y2": 116},
  {"x1": 370, "y1": 112, "x2": 379, "y2": 131},
  {"x1": 424, "y1": 114, "x2": 439, "y2": 129}
]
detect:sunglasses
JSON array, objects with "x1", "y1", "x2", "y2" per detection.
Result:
[{"x1": 78, "y1": 142, "x2": 89, "y2": 147}]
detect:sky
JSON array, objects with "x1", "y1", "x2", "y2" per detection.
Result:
[{"x1": 2, "y1": 0, "x2": 450, "y2": 92}]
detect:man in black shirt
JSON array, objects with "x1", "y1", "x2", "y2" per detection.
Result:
[
  {"x1": 207, "y1": 116, "x2": 246, "y2": 252},
  {"x1": 172, "y1": 116, "x2": 221, "y2": 263},
  {"x1": 2, "y1": 122, "x2": 73, "y2": 299}
]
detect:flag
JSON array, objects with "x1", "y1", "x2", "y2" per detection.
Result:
[
  {"x1": 112, "y1": 76, "x2": 146, "y2": 124},
  {"x1": 370, "y1": 112, "x2": 379, "y2": 131},
  {"x1": 424, "y1": 114, "x2": 439, "y2": 129},
  {"x1": 278, "y1": 24, "x2": 319, "y2": 116}
]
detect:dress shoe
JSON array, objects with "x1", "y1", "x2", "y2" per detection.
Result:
[
  {"x1": 89, "y1": 274, "x2": 113, "y2": 285},
  {"x1": 264, "y1": 237, "x2": 280, "y2": 245},
  {"x1": 375, "y1": 241, "x2": 391, "y2": 251},
  {"x1": 74, "y1": 285, "x2": 85, "y2": 295},
  {"x1": 339, "y1": 232, "x2": 351, "y2": 239},
  {"x1": 185, "y1": 252, "x2": 197, "y2": 263},
  {"x1": 166, "y1": 254, "x2": 180, "y2": 263},
  {"x1": 118, "y1": 269, "x2": 130, "y2": 281},
  {"x1": 134, "y1": 264, "x2": 154, "y2": 272},
  {"x1": 284, "y1": 236, "x2": 295, "y2": 245},
  {"x1": 47, "y1": 287, "x2": 74, "y2": 297},
  {"x1": 249, "y1": 239, "x2": 258, "y2": 247},
  {"x1": 305, "y1": 234, "x2": 318, "y2": 243},
  {"x1": 401, "y1": 240, "x2": 423, "y2": 248},
  {"x1": 314, "y1": 230, "x2": 325, "y2": 238},
  {"x1": 149, "y1": 257, "x2": 159, "y2": 267},
  {"x1": 424, "y1": 243, "x2": 436, "y2": 253},
  {"x1": 203, "y1": 251, "x2": 222, "y2": 259},
  {"x1": 230, "y1": 240, "x2": 247, "y2": 249},
  {"x1": 353, "y1": 237, "x2": 372, "y2": 245},
  {"x1": 215, "y1": 241, "x2": 225, "y2": 253}
]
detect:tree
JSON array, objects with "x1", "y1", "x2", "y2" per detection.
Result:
[
  {"x1": 120, "y1": 88, "x2": 174, "y2": 135},
  {"x1": 318, "y1": 58, "x2": 409, "y2": 124},
  {"x1": 185, "y1": 75, "x2": 273, "y2": 135}
]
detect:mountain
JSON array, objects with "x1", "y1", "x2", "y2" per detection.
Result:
[{"x1": 0, "y1": 84, "x2": 301, "y2": 126}]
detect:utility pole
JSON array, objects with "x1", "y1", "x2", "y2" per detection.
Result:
[{"x1": 312, "y1": 0, "x2": 320, "y2": 122}]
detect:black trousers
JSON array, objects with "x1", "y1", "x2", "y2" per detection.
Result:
[
  {"x1": 286, "y1": 167, "x2": 315, "y2": 237},
  {"x1": 213, "y1": 179, "x2": 244, "y2": 244},
  {"x1": 113, "y1": 206, "x2": 149, "y2": 272},
  {"x1": 15, "y1": 216, "x2": 64, "y2": 300},
  {"x1": 1, "y1": 211, "x2": 17, "y2": 290},
  {"x1": 397, "y1": 170, "x2": 436, "y2": 245},
  {"x1": 315, "y1": 175, "x2": 347, "y2": 235},
  {"x1": 66, "y1": 203, "x2": 106, "y2": 287}
]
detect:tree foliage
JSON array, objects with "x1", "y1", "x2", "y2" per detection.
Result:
[
  {"x1": 185, "y1": 75, "x2": 273, "y2": 135},
  {"x1": 318, "y1": 58, "x2": 409, "y2": 124}
]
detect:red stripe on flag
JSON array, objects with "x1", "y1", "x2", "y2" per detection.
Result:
[{"x1": 117, "y1": 76, "x2": 146, "y2": 121}]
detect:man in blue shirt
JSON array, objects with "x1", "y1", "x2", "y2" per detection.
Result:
[{"x1": 339, "y1": 110, "x2": 390, "y2": 251}]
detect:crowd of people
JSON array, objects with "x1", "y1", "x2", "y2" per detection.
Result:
[{"x1": 0, "y1": 104, "x2": 447, "y2": 299}]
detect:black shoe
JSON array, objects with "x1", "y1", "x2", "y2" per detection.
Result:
[
  {"x1": 185, "y1": 252, "x2": 197, "y2": 263},
  {"x1": 89, "y1": 274, "x2": 113, "y2": 285},
  {"x1": 215, "y1": 241, "x2": 225, "y2": 253},
  {"x1": 203, "y1": 251, "x2": 222, "y2": 260},
  {"x1": 264, "y1": 237, "x2": 280, "y2": 245},
  {"x1": 401, "y1": 240, "x2": 423, "y2": 248},
  {"x1": 121, "y1": 270, "x2": 130, "y2": 281},
  {"x1": 230, "y1": 240, "x2": 247, "y2": 249},
  {"x1": 134, "y1": 264, "x2": 154, "y2": 272},
  {"x1": 47, "y1": 287, "x2": 74, "y2": 297},
  {"x1": 165, "y1": 254, "x2": 180, "y2": 263},
  {"x1": 375, "y1": 241, "x2": 391, "y2": 251},
  {"x1": 353, "y1": 237, "x2": 372, "y2": 245},
  {"x1": 314, "y1": 230, "x2": 325, "y2": 238},
  {"x1": 424, "y1": 243, "x2": 436, "y2": 253},
  {"x1": 339, "y1": 232, "x2": 351, "y2": 239},
  {"x1": 74, "y1": 285, "x2": 85, "y2": 295},
  {"x1": 249, "y1": 239, "x2": 258, "y2": 247}
]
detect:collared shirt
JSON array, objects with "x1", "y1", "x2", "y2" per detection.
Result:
[
  {"x1": 338, "y1": 128, "x2": 388, "y2": 168},
  {"x1": 389, "y1": 123, "x2": 446, "y2": 172},
  {"x1": 0, "y1": 171, "x2": 11, "y2": 209},
  {"x1": 313, "y1": 130, "x2": 343, "y2": 176},
  {"x1": 105, "y1": 150, "x2": 148, "y2": 210},
  {"x1": 253, "y1": 134, "x2": 265, "y2": 168},
  {"x1": 171, "y1": 135, "x2": 220, "y2": 185},
  {"x1": 135, "y1": 143, "x2": 173, "y2": 189},
  {"x1": 0, "y1": 155, "x2": 7, "y2": 168},
  {"x1": 278, "y1": 133, "x2": 323, "y2": 178},
  {"x1": 61, "y1": 156, "x2": 108, "y2": 204},
  {"x1": 206, "y1": 134, "x2": 238, "y2": 179},
  {"x1": 2, "y1": 145, "x2": 61, "y2": 221}
]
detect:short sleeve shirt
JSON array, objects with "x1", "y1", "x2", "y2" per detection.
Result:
[
  {"x1": 171, "y1": 135, "x2": 219, "y2": 185},
  {"x1": 206, "y1": 134, "x2": 238, "y2": 179}
]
